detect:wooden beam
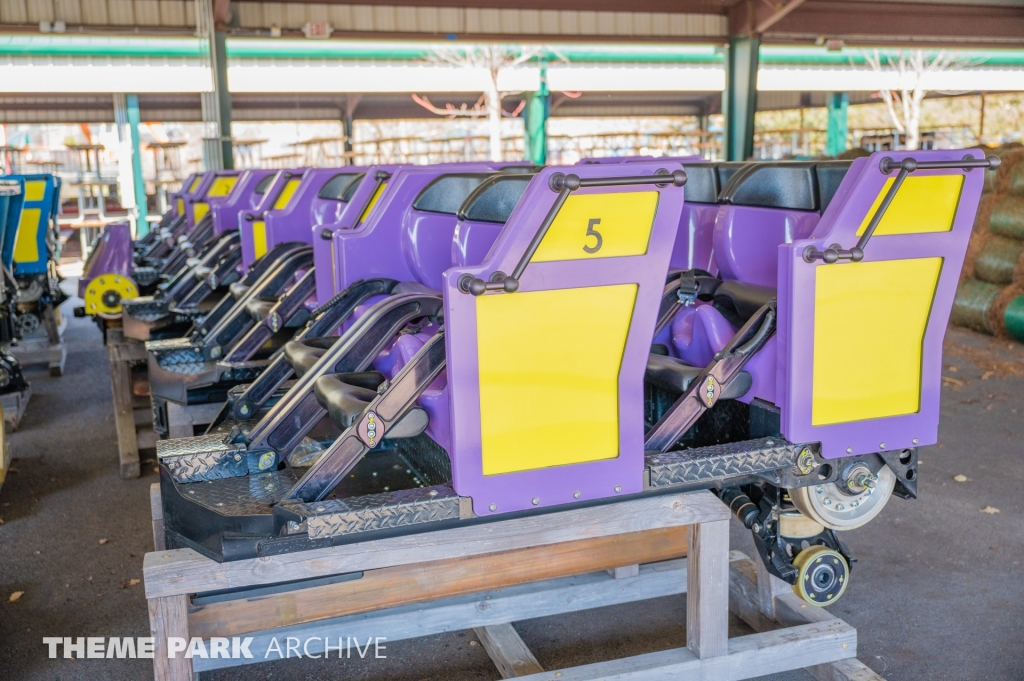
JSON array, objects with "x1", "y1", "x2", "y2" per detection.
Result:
[
  {"x1": 755, "y1": 0, "x2": 810, "y2": 34},
  {"x1": 188, "y1": 527, "x2": 687, "y2": 639},
  {"x1": 475, "y1": 624, "x2": 545, "y2": 678},
  {"x1": 144, "y1": 491, "x2": 728, "y2": 600}
]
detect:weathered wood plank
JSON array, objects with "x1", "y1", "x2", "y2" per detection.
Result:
[
  {"x1": 151, "y1": 483, "x2": 165, "y2": 552},
  {"x1": 149, "y1": 594, "x2": 192, "y2": 681},
  {"x1": 607, "y1": 564, "x2": 640, "y2": 579},
  {"x1": 474, "y1": 623, "x2": 544, "y2": 678},
  {"x1": 685, "y1": 518, "x2": 729, "y2": 659},
  {"x1": 189, "y1": 527, "x2": 687, "y2": 639},
  {"x1": 511, "y1": 621, "x2": 857, "y2": 681},
  {"x1": 108, "y1": 330, "x2": 141, "y2": 479},
  {"x1": 144, "y1": 490, "x2": 729, "y2": 599},
  {"x1": 729, "y1": 555, "x2": 885, "y2": 681},
  {"x1": 193, "y1": 559, "x2": 692, "y2": 673}
]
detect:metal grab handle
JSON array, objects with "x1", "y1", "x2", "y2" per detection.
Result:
[
  {"x1": 803, "y1": 154, "x2": 1000, "y2": 265},
  {"x1": 459, "y1": 169, "x2": 687, "y2": 296}
]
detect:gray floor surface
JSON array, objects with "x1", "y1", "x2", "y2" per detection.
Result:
[{"x1": 1, "y1": 290, "x2": 1022, "y2": 680}]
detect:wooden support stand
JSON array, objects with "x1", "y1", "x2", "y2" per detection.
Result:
[
  {"x1": 145, "y1": 485, "x2": 884, "y2": 681},
  {"x1": 106, "y1": 327, "x2": 155, "y2": 479},
  {"x1": 10, "y1": 306, "x2": 67, "y2": 376}
]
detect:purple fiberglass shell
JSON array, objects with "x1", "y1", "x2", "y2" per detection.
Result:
[
  {"x1": 238, "y1": 169, "x2": 302, "y2": 269},
  {"x1": 328, "y1": 164, "x2": 504, "y2": 300},
  {"x1": 210, "y1": 169, "x2": 276, "y2": 237},
  {"x1": 79, "y1": 221, "x2": 133, "y2": 296},
  {"x1": 263, "y1": 168, "x2": 346, "y2": 250},
  {"x1": 444, "y1": 161, "x2": 685, "y2": 515},
  {"x1": 779, "y1": 149, "x2": 985, "y2": 459},
  {"x1": 311, "y1": 165, "x2": 402, "y2": 304}
]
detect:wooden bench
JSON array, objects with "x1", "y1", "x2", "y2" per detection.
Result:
[{"x1": 145, "y1": 485, "x2": 884, "y2": 680}]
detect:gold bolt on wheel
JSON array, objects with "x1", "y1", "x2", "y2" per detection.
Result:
[{"x1": 792, "y1": 545, "x2": 849, "y2": 607}]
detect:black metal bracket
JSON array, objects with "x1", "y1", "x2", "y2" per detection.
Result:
[
  {"x1": 803, "y1": 154, "x2": 1000, "y2": 264},
  {"x1": 459, "y1": 169, "x2": 687, "y2": 296}
]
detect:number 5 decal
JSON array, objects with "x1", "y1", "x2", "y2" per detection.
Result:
[{"x1": 584, "y1": 218, "x2": 603, "y2": 254}]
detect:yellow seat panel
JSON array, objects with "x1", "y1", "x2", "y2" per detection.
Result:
[
  {"x1": 206, "y1": 176, "x2": 237, "y2": 198},
  {"x1": 23, "y1": 181, "x2": 46, "y2": 202},
  {"x1": 476, "y1": 284, "x2": 637, "y2": 475},
  {"x1": 532, "y1": 192, "x2": 658, "y2": 263},
  {"x1": 252, "y1": 220, "x2": 267, "y2": 259},
  {"x1": 274, "y1": 179, "x2": 302, "y2": 210},
  {"x1": 358, "y1": 182, "x2": 387, "y2": 225},
  {"x1": 812, "y1": 257, "x2": 942, "y2": 425},
  {"x1": 14, "y1": 208, "x2": 41, "y2": 263},
  {"x1": 856, "y1": 175, "x2": 963, "y2": 237},
  {"x1": 192, "y1": 201, "x2": 209, "y2": 223}
]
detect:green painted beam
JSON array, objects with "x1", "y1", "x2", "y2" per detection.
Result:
[
  {"x1": 826, "y1": 92, "x2": 849, "y2": 157},
  {"x1": 126, "y1": 93, "x2": 148, "y2": 236},
  {"x1": 522, "y1": 63, "x2": 550, "y2": 165},
  {"x1": 723, "y1": 36, "x2": 759, "y2": 162},
  {"x1": 210, "y1": 30, "x2": 234, "y2": 170},
  {"x1": 5, "y1": 34, "x2": 1024, "y2": 67}
]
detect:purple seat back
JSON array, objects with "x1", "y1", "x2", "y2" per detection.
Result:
[
  {"x1": 312, "y1": 166, "x2": 402, "y2": 301},
  {"x1": 238, "y1": 169, "x2": 303, "y2": 268},
  {"x1": 183, "y1": 171, "x2": 238, "y2": 230},
  {"x1": 210, "y1": 169, "x2": 276, "y2": 237},
  {"x1": 328, "y1": 164, "x2": 506, "y2": 298},
  {"x1": 444, "y1": 162, "x2": 685, "y2": 515},
  {"x1": 779, "y1": 150, "x2": 986, "y2": 459}
]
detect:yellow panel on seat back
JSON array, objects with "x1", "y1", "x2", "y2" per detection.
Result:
[
  {"x1": 856, "y1": 175, "x2": 963, "y2": 237},
  {"x1": 476, "y1": 284, "x2": 637, "y2": 476},
  {"x1": 532, "y1": 192, "x2": 658, "y2": 263},
  {"x1": 252, "y1": 221, "x2": 267, "y2": 259},
  {"x1": 23, "y1": 181, "x2": 46, "y2": 202},
  {"x1": 176, "y1": 198, "x2": 184, "y2": 216},
  {"x1": 192, "y1": 202, "x2": 209, "y2": 223},
  {"x1": 206, "y1": 176, "x2": 237, "y2": 198},
  {"x1": 189, "y1": 176, "x2": 202, "y2": 193},
  {"x1": 14, "y1": 208, "x2": 41, "y2": 263},
  {"x1": 812, "y1": 257, "x2": 942, "y2": 426},
  {"x1": 358, "y1": 182, "x2": 387, "y2": 225},
  {"x1": 274, "y1": 179, "x2": 302, "y2": 210}
]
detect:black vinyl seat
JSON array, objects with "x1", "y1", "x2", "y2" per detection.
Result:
[{"x1": 646, "y1": 353, "x2": 751, "y2": 398}]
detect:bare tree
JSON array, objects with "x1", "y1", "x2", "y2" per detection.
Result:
[
  {"x1": 862, "y1": 49, "x2": 973, "y2": 150},
  {"x1": 413, "y1": 44, "x2": 549, "y2": 161}
]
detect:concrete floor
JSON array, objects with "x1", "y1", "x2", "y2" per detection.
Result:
[{"x1": 1, "y1": 290, "x2": 1022, "y2": 680}]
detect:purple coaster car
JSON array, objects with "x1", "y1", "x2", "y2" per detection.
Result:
[{"x1": 154, "y1": 152, "x2": 992, "y2": 610}]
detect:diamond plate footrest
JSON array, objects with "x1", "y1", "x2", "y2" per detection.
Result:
[
  {"x1": 146, "y1": 337, "x2": 207, "y2": 374},
  {"x1": 645, "y1": 437, "x2": 806, "y2": 489},
  {"x1": 276, "y1": 485, "x2": 462, "y2": 540},
  {"x1": 173, "y1": 468, "x2": 299, "y2": 516},
  {"x1": 123, "y1": 296, "x2": 170, "y2": 322},
  {"x1": 133, "y1": 266, "x2": 160, "y2": 286},
  {"x1": 158, "y1": 433, "x2": 248, "y2": 483}
]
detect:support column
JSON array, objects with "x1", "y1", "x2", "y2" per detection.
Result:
[
  {"x1": 197, "y1": 0, "x2": 233, "y2": 170},
  {"x1": 723, "y1": 36, "x2": 760, "y2": 162},
  {"x1": 126, "y1": 95, "x2": 149, "y2": 235},
  {"x1": 826, "y1": 91, "x2": 849, "y2": 157},
  {"x1": 343, "y1": 116, "x2": 354, "y2": 166},
  {"x1": 522, "y1": 62, "x2": 550, "y2": 166}
]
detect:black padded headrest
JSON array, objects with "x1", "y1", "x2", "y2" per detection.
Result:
[
  {"x1": 681, "y1": 164, "x2": 719, "y2": 204},
  {"x1": 815, "y1": 161, "x2": 854, "y2": 214},
  {"x1": 716, "y1": 163, "x2": 747, "y2": 192},
  {"x1": 459, "y1": 174, "x2": 535, "y2": 223},
  {"x1": 721, "y1": 162, "x2": 818, "y2": 211},
  {"x1": 318, "y1": 173, "x2": 362, "y2": 201},
  {"x1": 413, "y1": 174, "x2": 489, "y2": 215},
  {"x1": 254, "y1": 174, "x2": 275, "y2": 194}
]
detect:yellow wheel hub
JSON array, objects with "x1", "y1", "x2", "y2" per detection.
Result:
[
  {"x1": 792, "y1": 545, "x2": 849, "y2": 607},
  {"x1": 84, "y1": 273, "x2": 139, "y2": 318}
]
